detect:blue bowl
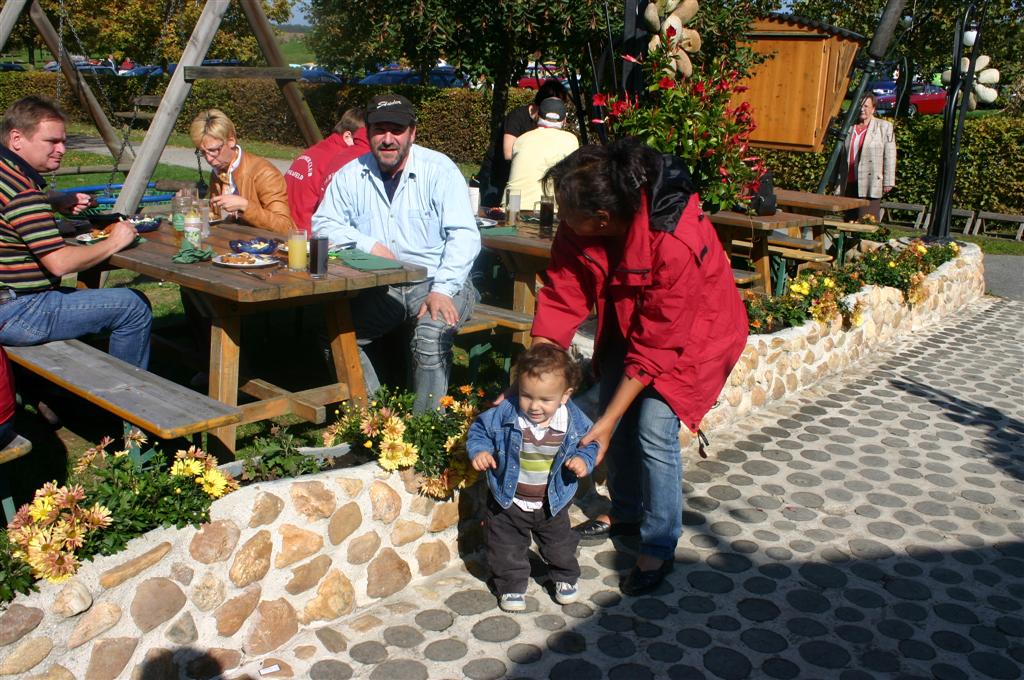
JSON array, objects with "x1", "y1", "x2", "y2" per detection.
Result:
[
  {"x1": 128, "y1": 215, "x2": 161, "y2": 233},
  {"x1": 230, "y1": 238, "x2": 280, "y2": 255}
]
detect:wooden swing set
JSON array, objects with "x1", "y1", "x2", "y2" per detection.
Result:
[{"x1": 0, "y1": 0, "x2": 323, "y2": 214}]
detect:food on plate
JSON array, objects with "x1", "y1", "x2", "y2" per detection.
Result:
[
  {"x1": 219, "y1": 253, "x2": 259, "y2": 265},
  {"x1": 89, "y1": 225, "x2": 112, "y2": 239}
]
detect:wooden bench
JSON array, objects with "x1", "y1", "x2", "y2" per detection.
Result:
[
  {"x1": 4, "y1": 340, "x2": 241, "y2": 440},
  {"x1": 458, "y1": 304, "x2": 534, "y2": 336},
  {"x1": 733, "y1": 241, "x2": 833, "y2": 295},
  {"x1": 113, "y1": 95, "x2": 162, "y2": 124},
  {"x1": 880, "y1": 202, "x2": 929, "y2": 229},
  {"x1": 822, "y1": 218, "x2": 880, "y2": 265},
  {"x1": 767, "y1": 232, "x2": 820, "y2": 251},
  {"x1": 972, "y1": 211, "x2": 1024, "y2": 240}
]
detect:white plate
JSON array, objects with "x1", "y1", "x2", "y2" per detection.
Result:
[
  {"x1": 476, "y1": 217, "x2": 498, "y2": 228},
  {"x1": 212, "y1": 254, "x2": 279, "y2": 268},
  {"x1": 76, "y1": 232, "x2": 109, "y2": 243}
]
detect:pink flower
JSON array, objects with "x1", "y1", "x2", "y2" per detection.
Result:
[
  {"x1": 658, "y1": 77, "x2": 675, "y2": 90},
  {"x1": 718, "y1": 166, "x2": 730, "y2": 178},
  {"x1": 665, "y1": 25, "x2": 677, "y2": 39},
  {"x1": 592, "y1": 93, "x2": 608, "y2": 107},
  {"x1": 622, "y1": 53, "x2": 641, "y2": 64}
]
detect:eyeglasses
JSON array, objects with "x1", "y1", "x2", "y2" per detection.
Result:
[{"x1": 199, "y1": 143, "x2": 225, "y2": 159}]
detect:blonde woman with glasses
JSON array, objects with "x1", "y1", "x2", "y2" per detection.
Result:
[{"x1": 189, "y1": 109, "x2": 295, "y2": 234}]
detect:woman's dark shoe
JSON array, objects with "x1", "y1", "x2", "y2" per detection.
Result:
[
  {"x1": 621, "y1": 560, "x2": 673, "y2": 596},
  {"x1": 573, "y1": 519, "x2": 641, "y2": 539}
]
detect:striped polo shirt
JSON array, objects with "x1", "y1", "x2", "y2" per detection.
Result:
[
  {"x1": 515, "y1": 404, "x2": 568, "y2": 502},
  {"x1": 0, "y1": 144, "x2": 65, "y2": 293}
]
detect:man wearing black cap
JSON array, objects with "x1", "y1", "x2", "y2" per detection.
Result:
[{"x1": 313, "y1": 93, "x2": 480, "y2": 412}]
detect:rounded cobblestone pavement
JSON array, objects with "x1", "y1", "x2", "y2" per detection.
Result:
[{"x1": 295, "y1": 299, "x2": 1023, "y2": 678}]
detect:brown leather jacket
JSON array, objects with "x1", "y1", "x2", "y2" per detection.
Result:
[{"x1": 209, "y1": 151, "x2": 295, "y2": 234}]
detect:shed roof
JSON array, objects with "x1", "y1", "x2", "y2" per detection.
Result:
[{"x1": 761, "y1": 13, "x2": 866, "y2": 43}]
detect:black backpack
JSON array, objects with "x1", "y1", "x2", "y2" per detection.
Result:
[{"x1": 748, "y1": 171, "x2": 777, "y2": 216}]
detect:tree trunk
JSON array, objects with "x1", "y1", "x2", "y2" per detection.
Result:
[{"x1": 488, "y1": 54, "x2": 512, "y2": 159}]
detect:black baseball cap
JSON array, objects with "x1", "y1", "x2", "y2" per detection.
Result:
[{"x1": 366, "y1": 93, "x2": 416, "y2": 127}]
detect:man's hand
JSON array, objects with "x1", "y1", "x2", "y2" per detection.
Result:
[
  {"x1": 471, "y1": 451, "x2": 497, "y2": 472},
  {"x1": 106, "y1": 221, "x2": 138, "y2": 250},
  {"x1": 370, "y1": 242, "x2": 396, "y2": 259},
  {"x1": 417, "y1": 291, "x2": 458, "y2": 326},
  {"x1": 564, "y1": 456, "x2": 589, "y2": 478},
  {"x1": 49, "y1": 191, "x2": 95, "y2": 215},
  {"x1": 580, "y1": 415, "x2": 617, "y2": 466}
]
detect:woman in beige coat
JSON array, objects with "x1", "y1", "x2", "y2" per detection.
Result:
[{"x1": 835, "y1": 94, "x2": 896, "y2": 220}]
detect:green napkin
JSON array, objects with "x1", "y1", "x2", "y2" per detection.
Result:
[
  {"x1": 479, "y1": 226, "x2": 519, "y2": 236},
  {"x1": 332, "y1": 249, "x2": 402, "y2": 271},
  {"x1": 171, "y1": 240, "x2": 215, "y2": 263}
]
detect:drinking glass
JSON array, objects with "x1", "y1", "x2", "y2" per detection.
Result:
[
  {"x1": 536, "y1": 196, "x2": 555, "y2": 238},
  {"x1": 288, "y1": 230, "x2": 308, "y2": 272},
  {"x1": 504, "y1": 188, "x2": 521, "y2": 225}
]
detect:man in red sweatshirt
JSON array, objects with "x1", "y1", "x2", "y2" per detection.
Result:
[{"x1": 285, "y1": 107, "x2": 369, "y2": 234}]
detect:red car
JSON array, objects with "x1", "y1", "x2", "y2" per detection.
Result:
[{"x1": 876, "y1": 84, "x2": 947, "y2": 117}]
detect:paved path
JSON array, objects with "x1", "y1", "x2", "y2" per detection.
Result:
[
  {"x1": 231, "y1": 297, "x2": 1022, "y2": 680},
  {"x1": 984, "y1": 255, "x2": 1024, "y2": 302}
]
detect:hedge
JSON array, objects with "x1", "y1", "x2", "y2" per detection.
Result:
[
  {"x1": 0, "y1": 72, "x2": 535, "y2": 165},
  {"x1": 760, "y1": 115, "x2": 1024, "y2": 215},
  {"x1": 3, "y1": 72, "x2": 1020, "y2": 212}
]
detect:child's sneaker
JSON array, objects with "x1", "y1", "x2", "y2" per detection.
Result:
[
  {"x1": 499, "y1": 593, "x2": 527, "y2": 612},
  {"x1": 554, "y1": 581, "x2": 579, "y2": 604}
]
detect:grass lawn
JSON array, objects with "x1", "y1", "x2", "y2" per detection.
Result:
[
  {"x1": 878, "y1": 223, "x2": 1024, "y2": 256},
  {"x1": 63, "y1": 122, "x2": 304, "y2": 162},
  {"x1": 278, "y1": 35, "x2": 315, "y2": 65}
]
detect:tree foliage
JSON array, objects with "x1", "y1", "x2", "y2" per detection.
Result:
[
  {"x1": 306, "y1": 0, "x2": 612, "y2": 144},
  {"x1": 788, "y1": 0, "x2": 1023, "y2": 82},
  {"x1": 10, "y1": 0, "x2": 294, "y2": 64}
]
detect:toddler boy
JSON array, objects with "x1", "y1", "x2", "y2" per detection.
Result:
[{"x1": 467, "y1": 343, "x2": 598, "y2": 612}]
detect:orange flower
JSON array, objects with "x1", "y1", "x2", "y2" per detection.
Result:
[
  {"x1": 459, "y1": 385, "x2": 473, "y2": 395},
  {"x1": 439, "y1": 395, "x2": 455, "y2": 408}
]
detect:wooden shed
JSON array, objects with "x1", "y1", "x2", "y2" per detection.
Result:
[{"x1": 731, "y1": 14, "x2": 865, "y2": 153}]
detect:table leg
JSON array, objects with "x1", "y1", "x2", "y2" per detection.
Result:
[
  {"x1": 207, "y1": 302, "x2": 241, "y2": 458},
  {"x1": 751, "y1": 232, "x2": 771, "y2": 294},
  {"x1": 325, "y1": 298, "x2": 367, "y2": 405},
  {"x1": 511, "y1": 269, "x2": 537, "y2": 349}
]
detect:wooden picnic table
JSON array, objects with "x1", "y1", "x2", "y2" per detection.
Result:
[
  {"x1": 478, "y1": 222, "x2": 551, "y2": 347},
  {"x1": 707, "y1": 210, "x2": 822, "y2": 292},
  {"x1": 774, "y1": 188, "x2": 871, "y2": 215},
  {"x1": 75, "y1": 220, "x2": 426, "y2": 455}
]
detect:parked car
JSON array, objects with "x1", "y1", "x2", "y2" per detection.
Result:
[
  {"x1": 358, "y1": 66, "x2": 465, "y2": 88},
  {"x1": 300, "y1": 67, "x2": 343, "y2": 84},
  {"x1": 0, "y1": 63, "x2": 26, "y2": 72},
  {"x1": 867, "y1": 79, "x2": 897, "y2": 97},
  {"x1": 876, "y1": 84, "x2": 947, "y2": 117},
  {"x1": 516, "y1": 63, "x2": 570, "y2": 90}
]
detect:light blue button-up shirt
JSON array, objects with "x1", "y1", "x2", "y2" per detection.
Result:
[{"x1": 311, "y1": 145, "x2": 480, "y2": 298}]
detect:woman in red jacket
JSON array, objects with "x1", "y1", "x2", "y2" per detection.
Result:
[{"x1": 532, "y1": 139, "x2": 748, "y2": 595}]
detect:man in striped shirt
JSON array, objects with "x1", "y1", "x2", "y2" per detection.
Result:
[{"x1": 0, "y1": 97, "x2": 151, "y2": 368}]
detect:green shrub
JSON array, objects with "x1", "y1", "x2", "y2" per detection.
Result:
[
  {"x1": 0, "y1": 73, "x2": 570, "y2": 166},
  {"x1": 760, "y1": 115, "x2": 1024, "y2": 214}
]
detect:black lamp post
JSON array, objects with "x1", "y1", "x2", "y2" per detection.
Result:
[{"x1": 929, "y1": 3, "x2": 985, "y2": 239}]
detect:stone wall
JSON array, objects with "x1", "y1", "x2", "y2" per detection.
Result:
[
  {"x1": 689, "y1": 242, "x2": 986, "y2": 444},
  {"x1": 0, "y1": 245, "x2": 985, "y2": 679},
  {"x1": 0, "y1": 465, "x2": 486, "y2": 679}
]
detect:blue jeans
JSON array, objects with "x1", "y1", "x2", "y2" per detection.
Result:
[
  {"x1": 349, "y1": 280, "x2": 475, "y2": 412},
  {"x1": 599, "y1": 351, "x2": 683, "y2": 561},
  {"x1": 0, "y1": 288, "x2": 152, "y2": 368}
]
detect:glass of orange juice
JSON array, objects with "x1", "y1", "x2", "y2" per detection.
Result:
[{"x1": 288, "y1": 230, "x2": 308, "y2": 271}]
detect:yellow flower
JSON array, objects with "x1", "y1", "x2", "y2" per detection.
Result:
[
  {"x1": 888, "y1": 260, "x2": 896, "y2": 268},
  {"x1": 171, "y1": 459, "x2": 204, "y2": 477},
  {"x1": 915, "y1": 244, "x2": 927, "y2": 255},
  {"x1": 398, "y1": 442, "x2": 419, "y2": 467},
  {"x1": 823, "y1": 277, "x2": 835, "y2": 289},
  {"x1": 950, "y1": 242, "x2": 960, "y2": 253},
  {"x1": 363, "y1": 440, "x2": 373, "y2": 449},
  {"x1": 378, "y1": 437, "x2": 409, "y2": 471},
  {"x1": 382, "y1": 416, "x2": 406, "y2": 439},
  {"x1": 28, "y1": 495, "x2": 56, "y2": 523},
  {"x1": 199, "y1": 469, "x2": 230, "y2": 498}
]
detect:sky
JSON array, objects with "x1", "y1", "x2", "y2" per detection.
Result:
[{"x1": 289, "y1": 5, "x2": 309, "y2": 26}]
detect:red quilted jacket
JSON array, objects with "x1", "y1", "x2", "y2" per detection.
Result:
[{"x1": 532, "y1": 165, "x2": 748, "y2": 433}]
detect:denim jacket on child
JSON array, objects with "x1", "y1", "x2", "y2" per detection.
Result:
[{"x1": 466, "y1": 397, "x2": 599, "y2": 515}]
